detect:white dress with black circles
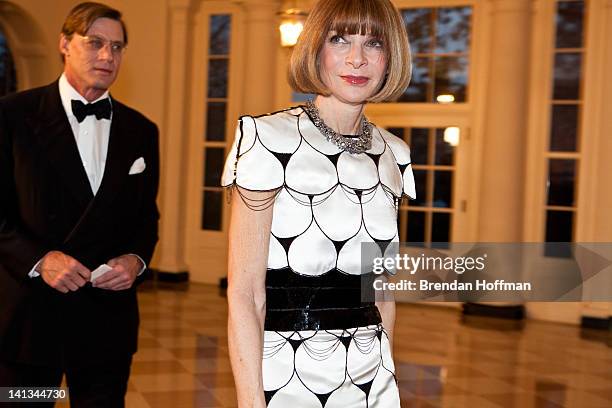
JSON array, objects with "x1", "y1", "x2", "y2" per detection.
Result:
[{"x1": 222, "y1": 106, "x2": 415, "y2": 407}]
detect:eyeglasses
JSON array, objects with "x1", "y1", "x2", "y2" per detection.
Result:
[{"x1": 81, "y1": 35, "x2": 127, "y2": 55}]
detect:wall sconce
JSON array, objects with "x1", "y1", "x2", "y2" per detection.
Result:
[{"x1": 278, "y1": 8, "x2": 308, "y2": 47}]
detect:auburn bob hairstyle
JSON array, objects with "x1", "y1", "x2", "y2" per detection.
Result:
[{"x1": 288, "y1": 0, "x2": 411, "y2": 103}]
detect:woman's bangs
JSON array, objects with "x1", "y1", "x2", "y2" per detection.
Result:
[{"x1": 328, "y1": 0, "x2": 386, "y2": 40}]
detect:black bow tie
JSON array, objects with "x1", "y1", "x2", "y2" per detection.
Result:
[{"x1": 71, "y1": 98, "x2": 112, "y2": 123}]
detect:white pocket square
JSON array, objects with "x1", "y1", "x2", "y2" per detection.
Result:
[{"x1": 129, "y1": 157, "x2": 146, "y2": 175}]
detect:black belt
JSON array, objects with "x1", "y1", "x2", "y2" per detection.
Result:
[
  {"x1": 264, "y1": 268, "x2": 381, "y2": 331},
  {"x1": 265, "y1": 304, "x2": 381, "y2": 331}
]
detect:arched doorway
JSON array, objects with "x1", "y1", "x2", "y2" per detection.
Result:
[{"x1": 0, "y1": 1, "x2": 54, "y2": 91}]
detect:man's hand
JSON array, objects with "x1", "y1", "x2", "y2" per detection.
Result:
[
  {"x1": 38, "y1": 251, "x2": 91, "y2": 293},
  {"x1": 92, "y1": 254, "x2": 142, "y2": 291}
]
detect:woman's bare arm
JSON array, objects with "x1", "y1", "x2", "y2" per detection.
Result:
[
  {"x1": 227, "y1": 188, "x2": 276, "y2": 408},
  {"x1": 375, "y1": 274, "x2": 396, "y2": 351}
]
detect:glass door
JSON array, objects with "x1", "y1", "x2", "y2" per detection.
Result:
[{"x1": 387, "y1": 125, "x2": 470, "y2": 247}]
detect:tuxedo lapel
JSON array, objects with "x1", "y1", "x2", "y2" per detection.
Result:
[
  {"x1": 27, "y1": 87, "x2": 140, "y2": 244},
  {"x1": 60, "y1": 98, "x2": 138, "y2": 244},
  {"x1": 29, "y1": 82, "x2": 94, "y2": 206}
]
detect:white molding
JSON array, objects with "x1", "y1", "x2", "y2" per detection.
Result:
[
  {"x1": 184, "y1": 2, "x2": 246, "y2": 283},
  {"x1": 476, "y1": 0, "x2": 531, "y2": 241},
  {"x1": 486, "y1": 0, "x2": 531, "y2": 13},
  {"x1": 576, "y1": 0, "x2": 607, "y2": 242},
  {"x1": 523, "y1": 0, "x2": 556, "y2": 242},
  {"x1": 155, "y1": 1, "x2": 193, "y2": 273},
  {"x1": 464, "y1": 0, "x2": 491, "y2": 242}
]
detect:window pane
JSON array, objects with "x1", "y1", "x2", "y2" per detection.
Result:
[
  {"x1": 204, "y1": 148, "x2": 225, "y2": 187},
  {"x1": 433, "y1": 170, "x2": 452, "y2": 208},
  {"x1": 202, "y1": 191, "x2": 223, "y2": 230},
  {"x1": 399, "y1": 57, "x2": 430, "y2": 102},
  {"x1": 412, "y1": 170, "x2": 427, "y2": 207},
  {"x1": 553, "y1": 53, "x2": 581, "y2": 100},
  {"x1": 434, "y1": 56, "x2": 468, "y2": 103},
  {"x1": 435, "y1": 7, "x2": 472, "y2": 53},
  {"x1": 431, "y1": 212, "x2": 451, "y2": 248},
  {"x1": 406, "y1": 211, "x2": 426, "y2": 245},
  {"x1": 205, "y1": 102, "x2": 227, "y2": 141},
  {"x1": 207, "y1": 59, "x2": 229, "y2": 98},
  {"x1": 394, "y1": 6, "x2": 472, "y2": 105},
  {"x1": 555, "y1": 1, "x2": 584, "y2": 49},
  {"x1": 547, "y1": 159, "x2": 576, "y2": 207},
  {"x1": 435, "y1": 128, "x2": 454, "y2": 165},
  {"x1": 402, "y1": 8, "x2": 432, "y2": 54},
  {"x1": 550, "y1": 104, "x2": 578, "y2": 152},
  {"x1": 545, "y1": 210, "x2": 573, "y2": 242},
  {"x1": 409, "y1": 128, "x2": 429, "y2": 165},
  {"x1": 209, "y1": 15, "x2": 231, "y2": 55}
]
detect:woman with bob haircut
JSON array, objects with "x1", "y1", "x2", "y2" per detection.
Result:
[{"x1": 221, "y1": 0, "x2": 415, "y2": 406}]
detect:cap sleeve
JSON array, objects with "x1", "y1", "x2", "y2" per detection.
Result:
[
  {"x1": 378, "y1": 129, "x2": 416, "y2": 200},
  {"x1": 401, "y1": 162, "x2": 416, "y2": 200},
  {"x1": 221, "y1": 115, "x2": 285, "y2": 191}
]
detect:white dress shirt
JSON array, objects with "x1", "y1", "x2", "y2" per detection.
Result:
[
  {"x1": 28, "y1": 74, "x2": 145, "y2": 279},
  {"x1": 59, "y1": 73, "x2": 111, "y2": 195}
]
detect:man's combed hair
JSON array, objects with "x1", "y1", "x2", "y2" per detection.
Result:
[
  {"x1": 61, "y1": 2, "x2": 128, "y2": 44},
  {"x1": 288, "y1": 0, "x2": 412, "y2": 102}
]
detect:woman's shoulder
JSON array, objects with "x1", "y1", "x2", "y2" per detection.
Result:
[
  {"x1": 374, "y1": 125, "x2": 416, "y2": 200},
  {"x1": 240, "y1": 105, "x2": 304, "y2": 129},
  {"x1": 374, "y1": 125, "x2": 412, "y2": 165},
  {"x1": 236, "y1": 106, "x2": 305, "y2": 154},
  {"x1": 222, "y1": 107, "x2": 304, "y2": 190}
]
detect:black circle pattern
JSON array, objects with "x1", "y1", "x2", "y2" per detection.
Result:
[{"x1": 221, "y1": 106, "x2": 416, "y2": 277}]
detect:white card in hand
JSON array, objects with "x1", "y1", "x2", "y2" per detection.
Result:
[{"x1": 91, "y1": 264, "x2": 113, "y2": 282}]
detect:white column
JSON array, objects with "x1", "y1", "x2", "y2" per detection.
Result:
[
  {"x1": 151, "y1": 0, "x2": 192, "y2": 275},
  {"x1": 468, "y1": 0, "x2": 531, "y2": 314},
  {"x1": 582, "y1": 0, "x2": 612, "y2": 322},
  {"x1": 477, "y1": 0, "x2": 531, "y2": 242},
  {"x1": 240, "y1": 0, "x2": 281, "y2": 115},
  {"x1": 593, "y1": 2, "x2": 612, "y2": 241}
]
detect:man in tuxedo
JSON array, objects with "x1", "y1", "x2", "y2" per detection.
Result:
[{"x1": 0, "y1": 3, "x2": 159, "y2": 407}]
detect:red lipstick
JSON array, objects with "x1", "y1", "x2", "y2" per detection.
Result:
[{"x1": 341, "y1": 75, "x2": 369, "y2": 85}]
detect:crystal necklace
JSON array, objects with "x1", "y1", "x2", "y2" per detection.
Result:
[{"x1": 304, "y1": 100, "x2": 372, "y2": 154}]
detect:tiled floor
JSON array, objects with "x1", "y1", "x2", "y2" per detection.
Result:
[{"x1": 60, "y1": 282, "x2": 611, "y2": 407}]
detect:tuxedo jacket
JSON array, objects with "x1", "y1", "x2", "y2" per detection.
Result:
[{"x1": 0, "y1": 81, "x2": 159, "y2": 368}]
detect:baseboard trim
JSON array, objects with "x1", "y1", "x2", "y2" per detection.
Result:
[
  {"x1": 150, "y1": 269, "x2": 190, "y2": 283},
  {"x1": 462, "y1": 303, "x2": 525, "y2": 320},
  {"x1": 581, "y1": 316, "x2": 611, "y2": 331}
]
